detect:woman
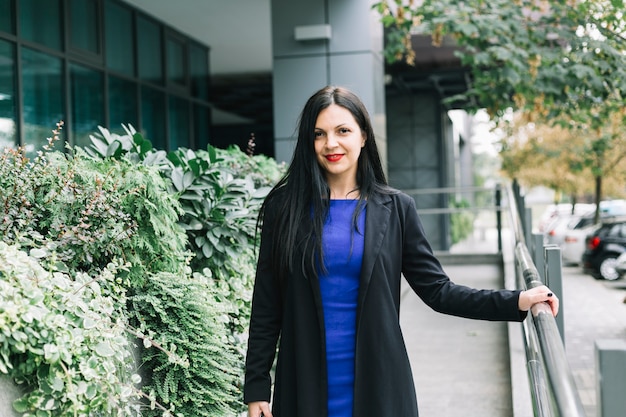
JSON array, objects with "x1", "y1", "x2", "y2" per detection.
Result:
[{"x1": 244, "y1": 86, "x2": 558, "y2": 417}]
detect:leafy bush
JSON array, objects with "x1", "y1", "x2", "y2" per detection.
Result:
[
  {"x1": 130, "y1": 270, "x2": 240, "y2": 417},
  {"x1": 86, "y1": 126, "x2": 285, "y2": 389},
  {"x1": 0, "y1": 145, "x2": 188, "y2": 286},
  {"x1": 450, "y1": 198, "x2": 474, "y2": 244},
  {"x1": 0, "y1": 243, "x2": 140, "y2": 417},
  {"x1": 0, "y1": 133, "x2": 243, "y2": 416}
]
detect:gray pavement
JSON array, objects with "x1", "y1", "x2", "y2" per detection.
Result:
[
  {"x1": 400, "y1": 228, "x2": 626, "y2": 417},
  {"x1": 561, "y1": 265, "x2": 626, "y2": 417},
  {"x1": 400, "y1": 263, "x2": 513, "y2": 417}
]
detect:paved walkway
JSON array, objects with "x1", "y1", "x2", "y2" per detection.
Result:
[
  {"x1": 561, "y1": 265, "x2": 626, "y2": 417},
  {"x1": 400, "y1": 263, "x2": 513, "y2": 417}
]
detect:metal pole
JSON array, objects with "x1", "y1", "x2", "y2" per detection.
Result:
[
  {"x1": 532, "y1": 233, "x2": 545, "y2": 282},
  {"x1": 544, "y1": 245, "x2": 564, "y2": 343},
  {"x1": 495, "y1": 185, "x2": 502, "y2": 253}
]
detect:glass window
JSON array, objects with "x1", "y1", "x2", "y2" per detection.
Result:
[
  {"x1": 140, "y1": 86, "x2": 165, "y2": 150},
  {"x1": 70, "y1": 63, "x2": 104, "y2": 148},
  {"x1": 0, "y1": 40, "x2": 16, "y2": 149},
  {"x1": 20, "y1": 0, "x2": 62, "y2": 50},
  {"x1": 137, "y1": 16, "x2": 163, "y2": 84},
  {"x1": 69, "y1": 0, "x2": 100, "y2": 55},
  {"x1": 166, "y1": 36, "x2": 185, "y2": 86},
  {"x1": 189, "y1": 43, "x2": 208, "y2": 100},
  {"x1": 193, "y1": 104, "x2": 210, "y2": 149},
  {"x1": 21, "y1": 47, "x2": 65, "y2": 155},
  {"x1": 168, "y1": 95, "x2": 189, "y2": 149},
  {"x1": 105, "y1": 0, "x2": 134, "y2": 76},
  {"x1": 108, "y1": 75, "x2": 138, "y2": 134},
  {"x1": 0, "y1": 0, "x2": 15, "y2": 34}
]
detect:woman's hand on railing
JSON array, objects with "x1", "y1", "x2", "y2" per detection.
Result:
[{"x1": 518, "y1": 285, "x2": 559, "y2": 317}]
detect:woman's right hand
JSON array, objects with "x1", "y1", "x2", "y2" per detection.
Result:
[{"x1": 248, "y1": 401, "x2": 272, "y2": 417}]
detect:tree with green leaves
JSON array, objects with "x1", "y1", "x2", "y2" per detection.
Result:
[
  {"x1": 374, "y1": 0, "x2": 626, "y2": 216},
  {"x1": 498, "y1": 111, "x2": 626, "y2": 216}
]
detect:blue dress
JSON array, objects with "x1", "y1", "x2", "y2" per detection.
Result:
[{"x1": 319, "y1": 200, "x2": 366, "y2": 417}]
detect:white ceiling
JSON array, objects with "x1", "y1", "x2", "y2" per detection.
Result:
[{"x1": 122, "y1": 0, "x2": 273, "y2": 76}]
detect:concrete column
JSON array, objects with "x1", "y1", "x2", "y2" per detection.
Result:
[
  {"x1": 595, "y1": 339, "x2": 626, "y2": 417},
  {"x1": 270, "y1": 0, "x2": 386, "y2": 167}
]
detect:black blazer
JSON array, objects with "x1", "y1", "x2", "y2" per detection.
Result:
[{"x1": 244, "y1": 191, "x2": 525, "y2": 417}]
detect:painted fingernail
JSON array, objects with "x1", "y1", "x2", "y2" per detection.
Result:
[{"x1": 547, "y1": 293, "x2": 553, "y2": 297}]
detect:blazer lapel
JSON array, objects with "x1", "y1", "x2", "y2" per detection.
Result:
[{"x1": 357, "y1": 193, "x2": 392, "y2": 310}]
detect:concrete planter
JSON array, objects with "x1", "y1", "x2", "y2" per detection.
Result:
[{"x1": 0, "y1": 375, "x2": 21, "y2": 417}]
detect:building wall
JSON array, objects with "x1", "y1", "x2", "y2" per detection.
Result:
[
  {"x1": 387, "y1": 91, "x2": 455, "y2": 250},
  {"x1": 0, "y1": 0, "x2": 211, "y2": 157}
]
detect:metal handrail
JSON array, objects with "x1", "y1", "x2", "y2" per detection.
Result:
[{"x1": 505, "y1": 183, "x2": 587, "y2": 417}]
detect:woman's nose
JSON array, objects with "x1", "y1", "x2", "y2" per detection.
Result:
[{"x1": 325, "y1": 134, "x2": 338, "y2": 147}]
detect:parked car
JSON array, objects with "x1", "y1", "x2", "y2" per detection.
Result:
[
  {"x1": 561, "y1": 215, "x2": 600, "y2": 265},
  {"x1": 537, "y1": 203, "x2": 595, "y2": 233},
  {"x1": 544, "y1": 213, "x2": 583, "y2": 247},
  {"x1": 548, "y1": 200, "x2": 626, "y2": 266},
  {"x1": 582, "y1": 217, "x2": 626, "y2": 280},
  {"x1": 615, "y1": 252, "x2": 626, "y2": 279}
]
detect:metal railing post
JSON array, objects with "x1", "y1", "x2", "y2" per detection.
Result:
[
  {"x1": 524, "y1": 208, "x2": 533, "y2": 250},
  {"x1": 544, "y1": 245, "x2": 564, "y2": 343},
  {"x1": 495, "y1": 185, "x2": 502, "y2": 253},
  {"x1": 532, "y1": 233, "x2": 545, "y2": 282}
]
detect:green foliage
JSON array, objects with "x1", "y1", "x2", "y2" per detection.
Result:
[
  {"x1": 0, "y1": 145, "x2": 188, "y2": 288},
  {"x1": 0, "y1": 243, "x2": 140, "y2": 417},
  {"x1": 85, "y1": 125, "x2": 285, "y2": 414},
  {"x1": 1, "y1": 134, "x2": 246, "y2": 416},
  {"x1": 374, "y1": 0, "x2": 626, "y2": 126},
  {"x1": 165, "y1": 146, "x2": 263, "y2": 270},
  {"x1": 130, "y1": 271, "x2": 240, "y2": 417},
  {"x1": 449, "y1": 198, "x2": 474, "y2": 245}
]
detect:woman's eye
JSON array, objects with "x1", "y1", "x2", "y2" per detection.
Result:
[
  {"x1": 338, "y1": 128, "x2": 350, "y2": 134},
  {"x1": 314, "y1": 131, "x2": 324, "y2": 138}
]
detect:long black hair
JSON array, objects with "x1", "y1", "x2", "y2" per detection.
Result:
[{"x1": 258, "y1": 86, "x2": 394, "y2": 284}]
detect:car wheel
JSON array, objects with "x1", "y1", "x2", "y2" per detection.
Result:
[{"x1": 598, "y1": 256, "x2": 620, "y2": 281}]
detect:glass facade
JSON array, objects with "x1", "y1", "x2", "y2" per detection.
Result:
[
  {"x1": 137, "y1": 16, "x2": 163, "y2": 85},
  {"x1": 167, "y1": 36, "x2": 186, "y2": 87},
  {"x1": 0, "y1": 0, "x2": 211, "y2": 153},
  {"x1": 0, "y1": 0, "x2": 15, "y2": 34},
  {"x1": 108, "y1": 75, "x2": 138, "y2": 134},
  {"x1": 169, "y1": 95, "x2": 190, "y2": 149},
  {"x1": 21, "y1": 47, "x2": 65, "y2": 155},
  {"x1": 69, "y1": 0, "x2": 100, "y2": 55},
  {"x1": 190, "y1": 43, "x2": 209, "y2": 101},
  {"x1": 20, "y1": 0, "x2": 63, "y2": 50},
  {"x1": 70, "y1": 63, "x2": 104, "y2": 148},
  {"x1": 105, "y1": 1, "x2": 133, "y2": 76},
  {"x1": 0, "y1": 40, "x2": 16, "y2": 149},
  {"x1": 141, "y1": 86, "x2": 166, "y2": 150}
]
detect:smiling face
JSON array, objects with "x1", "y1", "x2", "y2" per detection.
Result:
[{"x1": 314, "y1": 104, "x2": 365, "y2": 194}]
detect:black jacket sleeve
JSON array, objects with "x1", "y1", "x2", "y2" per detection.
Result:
[
  {"x1": 243, "y1": 208, "x2": 283, "y2": 404},
  {"x1": 399, "y1": 195, "x2": 526, "y2": 322}
]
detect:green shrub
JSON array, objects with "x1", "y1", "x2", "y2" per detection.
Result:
[
  {"x1": 0, "y1": 145, "x2": 188, "y2": 286},
  {"x1": 0, "y1": 243, "x2": 140, "y2": 417},
  {"x1": 130, "y1": 270, "x2": 240, "y2": 417},
  {"x1": 450, "y1": 198, "x2": 474, "y2": 244},
  {"x1": 1, "y1": 134, "x2": 243, "y2": 416},
  {"x1": 86, "y1": 126, "x2": 286, "y2": 402}
]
